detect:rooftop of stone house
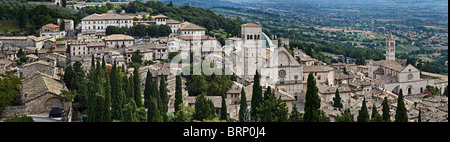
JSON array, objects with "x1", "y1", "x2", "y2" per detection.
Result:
[{"x1": 21, "y1": 73, "x2": 66, "y2": 103}]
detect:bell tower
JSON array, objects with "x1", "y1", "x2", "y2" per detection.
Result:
[{"x1": 386, "y1": 32, "x2": 395, "y2": 61}]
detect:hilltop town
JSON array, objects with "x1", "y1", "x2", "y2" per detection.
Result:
[{"x1": 0, "y1": 0, "x2": 448, "y2": 122}]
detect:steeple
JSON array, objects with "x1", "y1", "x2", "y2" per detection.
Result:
[{"x1": 386, "y1": 31, "x2": 395, "y2": 61}]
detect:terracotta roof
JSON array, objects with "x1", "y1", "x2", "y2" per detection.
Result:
[
  {"x1": 181, "y1": 35, "x2": 216, "y2": 40},
  {"x1": 166, "y1": 19, "x2": 181, "y2": 24},
  {"x1": 180, "y1": 22, "x2": 205, "y2": 31},
  {"x1": 44, "y1": 23, "x2": 59, "y2": 29},
  {"x1": 241, "y1": 23, "x2": 262, "y2": 27},
  {"x1": 0, "y1": 36, "x2": 28, "y2": 40},
  {"x1": 21, "y1": 73, "x2": 66, "y2": 103},
  {"x1": 82, "y1": 13, "x2": 132, "y2": 21},
  {"x1": 0, "y1": 59, "x2": 12, "y2": 66},
  {"x1": 153, "y1": 14, "x2": 168, "y2": 19},
  {"x1": 104, "y1": 34, "x2": 134, "y2": 41},
  {"x1": 303, "y1": 65, "x2": 334, "y2": 72},
  {"x1": 26, "y1": 54, "x2": 39, "y2": 59},
  {"x1": 357, "y1": 65, "x2": 368, "y2": 68}
]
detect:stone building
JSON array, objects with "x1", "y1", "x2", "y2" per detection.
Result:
[
  {"x1": 104, "y1": 34, "x2": 135, "y2": 48},
  {"x1": 40, "y1": 23, "x2": 66, "y2": 39},
  {"x1": 20, "y1": 73, "x2": 71, "y2": 114},
  {"x1": 366, "y1": 33, "x2": 433, "y2": 95},
  {"x1": 81, "y1": 13, "x2": 133, "y2": 34},
  {"x1": 260, "y1": 47, "x2": 303, "y2": 101}
]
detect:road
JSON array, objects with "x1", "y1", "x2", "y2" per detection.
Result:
[{"x1": 28, "y1": 113, "x2": 62, "y2": 122}]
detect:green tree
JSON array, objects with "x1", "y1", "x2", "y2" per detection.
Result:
[
  {"x1": 104, "y1": 77, "x2": 112, "y2": 122},
  {"x1": 289, "y1": 104, "x2": 303, "y2": 122},
  {"x1": 147, "y1": 97, "x2": 163, "y2": 122},
  {"x1": 370, "y1": 104, "x2": 383, "y2": 122},
  {"x1": 0, "y1": 71, "x2": 22, "y2": 115},
  {"x1": 257, "y1": 87, "x2": 289, "y2": 122},
  {"x1": 131, "y1": 50, "x2": 144, "y2": 65},
  {"x1": 335, "y1": 109, "x2": 354, "y2": 122},
  {"x1": 17, "y1": 48, "x2": 26, "y2": 63},
  {"x1": 106, "y1": 2, "x2": 115, "y2": 10},
  {"x1": 124, "y1": 99, "x2": 138, "y2": 122},
  {"x1": 220, "y1": 94, "x2": 227, "y2": 120},
  {"x1": 333, "y1": 89, "x2": 343, "y2": 110},
  {"x1": 128, "y1": 75, "x2": 135, "y2": 102},
  {"x1": 193, "y1": 93, "x2": 216, "y2": 121},
  {"x1": 159, "y1": 74, "x2": 169, "y2": 122},
  {"x1": 444, "y1": 85, "x2": 448, "y2": 97},
  {"x1": 174, "y1": 103, "x2": 194, "y2": 122},
  {"x1": 304, "y1": 73, "x2": 321, "y2": 122},
  {"x1": 250, "y1": 70, "x2": 263, "y2": 121},
  {"x1": 357, "y1": 98, "x2": 369, "y2": 122},
  {"x1": 239, "y1": 88, "x2": 249, "y2": 122},
  {"x1": 382, "y1": 97, "x2": 391, "y2": 122},
  {"x1": 133, "y1": 67, "x2": 142, "y2": 108},
  {"x1": 395, "y1": 89, "x2": 408, "y2": 122},
  {"x1": 174, "y1": 74, "x2": 183, "y2": 112},
  {"x1": 110, "y1": 61, "x2": 125, "y2": 121},
  {"x1": 143, "y1": 70, "x2": 153, "y2": 108}
]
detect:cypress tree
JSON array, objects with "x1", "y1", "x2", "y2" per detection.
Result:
[
  {"x1": 333, "y1": 89, "x2": 343, "y2": 110},
  {"x1": 133, "y1": 67, "x2": 142, "y2": 108},
  {"x1": 220, "y1": 94, "x2": 227, "y2": 120},
  {"x1": 143, "y1": 70, "x2": 153, "y2": 108},
  {"x1": 111, "y1": 61, "x2": 125, "y2": 121},
  {"x1": 357, "y1": 97, "x2": 369, "y2": 122},
  {"x1": 371, "y1": 104, "x2": 379, "y2": 119},
  {"x1": 63, "y1": 65, "x2": 75, "y2": 90},
  {"x1": 193, "y1": 93, "x2": 215, "y2": 121},
  {"x1": 250, "y1": 70, "x2": 263, "y2": 121},
  {"x1": 124, "y1": 99, "x2": 138, "y2": 122},
  {"x1": 382, "y1": 96, "x2": 391, "y2": 122},
  {"x1": 239, "y1": 88, "x2": 248, "y2": 122},
  {"x1": 147, "y1": 97, "x2": 163, "y2": 122},
  {"x1": 160, "y1": 74, "x2": 169, "y2": 122},
  {"x1": 174, "y1": 74, "x2": 183, "y2": 112},
  {"x1": 129, "y1": 75, "x2": 135, "y2": 102},
  {"x1": 104, "y1": 77, "x2": 112, "y2": 122},
  {"x1": 395, "y1": 89, "x2": 408, "y2": 122},
  {"x1": 304, "y1": 73, "x2": 321, "y2": 122}
]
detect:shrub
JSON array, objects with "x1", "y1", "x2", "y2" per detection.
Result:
[{"x1": 5, "y1": 114, "x2": 34, "y2": 122}]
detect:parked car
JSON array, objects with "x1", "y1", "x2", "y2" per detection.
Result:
[{"x1": 49, "y1": 108, "x2": 65, "y2": 118}]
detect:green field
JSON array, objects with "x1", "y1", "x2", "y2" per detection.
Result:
[{"x1": 0, "y1": 20, "x2": 21, "y2": 33}]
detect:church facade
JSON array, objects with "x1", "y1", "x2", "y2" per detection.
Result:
[
  {"x1": 260, "y1": 47, "x2": 303, "y2": 101},
  {"x1": 367, "y1": 32, "x2": 433, "y2": 95}
]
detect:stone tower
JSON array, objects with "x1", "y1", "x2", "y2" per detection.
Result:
[
  {"x1": 241, "y1": 23, "x2": 264, "y2": 85},
  {"x1": 386, "y1": 32, "x2": 395, "y2": 61}
]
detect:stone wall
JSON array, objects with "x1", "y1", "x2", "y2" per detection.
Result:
[{"x1": 1, "y1": 105, "x2": 28, "y2": 118}]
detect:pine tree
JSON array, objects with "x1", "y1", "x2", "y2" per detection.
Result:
[
  {"x1": 257, "y1": 87, "x2": 289, "y2": 122},
  {"x1": 160, "y1": 74, "x2": 169, "y2": 122},
  {"x1": 357, "y1": 97, "x2": 369, "y2": 122},
  {"x1": 220, "y1": 94, "x2": 227, "y2": 120},
  {"x1": 239, "y1": 88, "x2": 248, "y2": 122},
  {"x1": 395, "y1": 89, "x2": 408, "y2": 122},
  {"x1": 250, "y1": 70, "x2": 263, "y2": 121},
  {"x1": 382, "y1": 96, "x2": 391, "y2": 122},
  {"x1": 304, "y1": 73, "x2": 321, "y2": 122},
  {"x1": 133, "y1": 67, "x2": 142, "y2": 108},
  {"x1": 333, "y1": 89, "x2": 343, "y2": 110},
  {"x1": 174, "y1": 74, "x2": 183, "y2": 112}
]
